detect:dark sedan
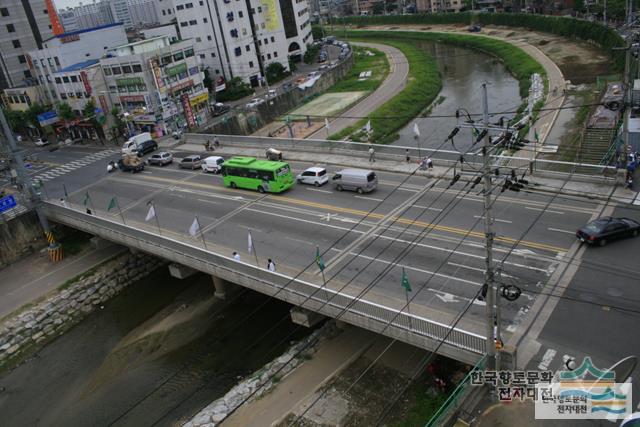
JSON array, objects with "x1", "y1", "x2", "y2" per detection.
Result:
[{"x1": 576, "y1": 217, "x2": 640, "y2": 246}]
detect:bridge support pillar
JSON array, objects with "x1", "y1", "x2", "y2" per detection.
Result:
[
  {"x1": 168, "y1": 263, "x2": 198, "y2": 279},
  {"x1": 290, "y1": 307, "x2": 325, "y2": 328},
  {"x1": 499, "y1": 345, "x2": 517, "y2": 370},
  {"x1": 211, "y1": 275, "x2": 229, "y2": 299}
]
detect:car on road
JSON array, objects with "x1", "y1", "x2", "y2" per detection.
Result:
[
  {"x1": 211, "y1": 102, "x2": 230, "y2": 116},
  {"x1": 148, "y1": 151, "x2": 173, "y2": 166},
  {"x1": 136, "y1": 139, "x2": 158, "y2": 155},
  {"x1": 35, "y1": 138, "x2": 49, "y2": 146},
  {"x1": 332, "y1": 168, "x2": 377, "y2": 193},
  {"x1": 297, "y1": 167, "x2": 329, "y2": 187},
  {"x1": 202, "y1": 155, "x2": 224, "y2": 173},
  {"x1": 246, "y1": 98, "x2": 265, "y2": 109},
  {"x1": 468, "y1": 24, "x2": 482, "y2": 32},
  {"x1": 179, "y1": 154, "x2": 202, "y2": 169},
  {"x1": 576, "y1": 216, "x2": 640, "y2": 246},
  {"x1": 265, "y1": 89, "x2": 277, "y2": 99}
]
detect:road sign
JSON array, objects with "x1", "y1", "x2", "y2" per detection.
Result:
[
  {"x1": 0, "y1": 195, "x2": 17, "y2": 213},
  {"x1": 37, "y1": 110, "x2": 59, "y2": 126}
]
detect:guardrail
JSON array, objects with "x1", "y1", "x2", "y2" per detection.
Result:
[
  {"x1": 185, "y1": 133, "x2": 617, "y2": 177},
  {"x1": 43, "y1": 201, "x2": 486, "y2": 363}
]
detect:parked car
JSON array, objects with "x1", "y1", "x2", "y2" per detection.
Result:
[
  {"x1": 576, "y1": 217, "x2": 640, "y2": 246},
  {"x1": 202, "y1": 155, "x2": 225, "y2": 173},
  {"x1": 246, "y1": 98, "x2": 265, "y2": 109},
  {"x1": 172, "y1": 130, "x2": 183, "y2": 140},
  {"x1": 331, "y1": 168, "x2": 378, "y2": 193},
  {"x1": 468, "y1": 24, "x2": 482, "y2": 32},
  {"x1": 297, "y1": 167, "x2": 328, "y2": 187},
  {"x1": 211, "y1": 102, "x2": 230, "y2": 116},
  {"x1": 35, "y1": 138, "x2": 49, "y2": 146},
  {"x1": 265, "y1": 89, "x2": 277, "y2": 99},
  {"x1": 136, "y1": 139, "x2": 158, "y2": 155},
  {"x1": 179, "y1": 154, "x2": 202, "y2": 169},
  {"x1": 148, "y1": 151, "x2": 173, "y2": 166}
]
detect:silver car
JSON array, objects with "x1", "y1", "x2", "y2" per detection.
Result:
[
  {"x1": 148, "y1": 151, "x2": 173, "y2": 166},
  {"x1": 179, "y1": 154, "x2": 202, "y2": 169}
]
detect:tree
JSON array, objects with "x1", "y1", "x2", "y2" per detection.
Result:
[
  {"x1": 57, "y1": 102, "x2": 76, "y2": 122},
  {"x1": 2, "y1": 109, "x2": 26, "y2": 134},
  {"x1": 372, "y1": 1, "x2": 385, "y2": 14},
  {"x1": 23, "y1": 103, "x2": 49, "y2": 135},
  {"x1": 265, "y1": 62, "x2": 289, "y2": 84},
  {"x1": 81, "y1": 99, "x2": 105, "y2": 140},
  {"x1": 216, "y1": 77, "x2": 253, "y2": 102}
]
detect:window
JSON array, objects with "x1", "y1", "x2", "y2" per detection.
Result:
[
  {"x1": 111, "y1": 66, "x2": 122, "y2": 75},
  {"x1": 258, "y1": 40, "x2": 262, "y2": 46},
  {"x1": 60, "y1": 93, "x2": 67, "y2": 100},
  {"x1": 250, "y1": 7, "x2": 255, "y2": 13},
  {"x1": 103, "y1": 67, "x2": 112, "y2": 76},
  {"x1": 0, "y1": 8, "x2": 9, "y2": 17},
  {"x1": 258, "y1": 6, "x2": 262, "y2": 12},
  {"x1": 176, "y1": 4, "x2": 184, "y2": 9},
  {"x1": 184, "y1": 48, "x2": 194, "y2": 57},
  {"x1": 203, "y1": 17, "x2": 208, "y2": 23},
  {"x1": 271, "y1": 36, "x2": 275, "y2": 42},
  {"x1": 274, "y1": 51, "x2": 278, "y2": 58},
  {"x1": 245, "y1": 44, "x2": 250, "y2": 52},
  {"x1": 6, "y1": 24, "x2": 15, "y2": 33},
  {"x1": 180, "y1": 21, "x2": 188, "y2": 27},
  {"x1": 54, "y1": 57, "x2": 60, "y2": 66},
  {"x1": 200, "y1": 0, "x2": 204, "y2": 4},
  {"x1": 162, "y1": 9, "x2": 166, "y2": 15},
  {"x1": 173, "y1": 51, "x2": 184, "y2": 61},
  {"x1": 230, "y1": 29, "x2": 238, "y2": 37},
  {"x1": 132, "y1": 63, "x2": 142, "y2": 73},
  {"x1": 207, "y1": 35, "x2": 212, "y2": 41},
  {"x1": 162, "y1": 55, "x2": 172, "y2": 64},
  {"x1": 44, "y1": 9, "x2": 48, "y2": 14},
  {"x1": 18, "y1": 55, "x2": 26, "y2": 64},
  {"x1": 215, "y1": 69, "x2": 220, "y2": 74},
  {"x1": 200, "y1": 54, "x2": 206, "y2": 59},
  {"x1": 189, "y1": 20, "x2": 197, "y2": 25},
  {"x1": 267, "y1": 53, "x2": 271, "y2": 59},
  {"x1": 239, "y1": 10, "x2": 243, "y2": 17},
  {"x1": 196, "y1": 37, "x2": 201, "y2": 42},
  {"x1": 261, "y1": 22, "x2": 265, "y2": 29},
  {"x1": 249, "y1": 61, "x2": 254, "y2": 68},
  {"x1": 83, "y1": 92, "x2": 89, "y2": 98},
  {"x1": 186, "y1": 2, "x2": 194, "y2": 7},
  {"x1": 12, "y1": 39, "x2": 20, "y2": 48},
  {"x1": 264, "y1": 38, "x2": 268, "y2": 45},
  {"x1": 55, "y1": 77, "x2": 62, "y2": 84},
  {"x1": 70, "y1": 75, "x2": 78, "y2": 82},
  {"x1": 62, "y1": 76, "x2": 70, "y2": 83},
  {"x1": 242, "y1": 28, "x2": 247, "y2": 35},
  {"x1": 24, "y1": 70, "x2": 32, "y2": 78},
  {"x1": 234, "y1": 47, "x2": 242, "y2": 56},
  {"x1": 122, "y1": 65, "x2": 132, "y2": 74}
]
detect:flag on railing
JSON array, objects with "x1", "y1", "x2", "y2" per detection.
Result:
[
  {"x1": 365, "y1": 120, "x2": 371, "y2": 133},
  {"x1": 315, "y1": 246, "x2": 325, "y2": 272},
  {"x1": 401, "y1": 267, "x2": 412, "y2": 293},
  {"x1": 248, "y1": 230, "x2": 253, "y2": 254},
  {"x1": 189, "y1": 216, "x2": 200, "y2": 237},
  {"x1": 83, "y1": 191, "x2": 91, "y2": 206},
  {"x1": 145, "y1": 204, "x2": 156, "y2": 221},
  {"x1": 107, "y1": 197, "x2": 117, "y2": 212},
  {"x1": 325, "y1": 117, "x2": 330, "y2": 131},
  {"x1": 413, "y1": 123, "x2": 420, "y2": 138},
  {"x1": 534, "y1": 128, "x2": 540, "y2": 144},
  {"x1": 63, "y1": 183, "x2": 69, "y2": 199}
]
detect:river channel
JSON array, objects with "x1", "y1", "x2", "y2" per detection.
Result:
[
  {"x1": 393, "y1": 41, "x2": 523, "y2": 151},
  {"x1": 0, "y1": 267, "x2": 312, "y2": 426}
]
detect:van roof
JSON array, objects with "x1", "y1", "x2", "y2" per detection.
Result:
[{"x1": 337, "y1": 168, "x2": 375, "y2": 175}]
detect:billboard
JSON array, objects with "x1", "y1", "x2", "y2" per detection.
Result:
[
  {"x1": 181, "y1": 94, "x2": 196, "y2": 128},
  {"x1": 262, "y1": 0, "x2": 281, "y2": 32},
  {"x1": 37, "y1": 110, "x2": 59, "y2": 126}
]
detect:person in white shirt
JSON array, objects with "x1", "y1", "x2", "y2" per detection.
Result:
[
  {"x1": 267, "y1": 259, "x2": 276, "y2": 272},
  {"x1": 233, "y1": 251, "x2": 240, "y2": 261}
]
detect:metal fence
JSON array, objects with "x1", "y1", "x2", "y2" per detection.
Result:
[
  {"x1": 185, "y1": 133, "x2": 617, "y2": 177},
  {"x1": 43, "y1": 201, "x2": 486, "y2": 361}
]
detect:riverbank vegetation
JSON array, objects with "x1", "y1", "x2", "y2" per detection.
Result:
[{"x1": 329, "y1": 45, "x2": 389, "y2": 93}]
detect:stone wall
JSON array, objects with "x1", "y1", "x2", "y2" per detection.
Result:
[
  {"x1": 203, "y1": 53, "x2": 354, "y2": 136},
  {"x1": 0, "y1": 211, "x2": 48, "y2": 269},
  {"x1": 0, "y1": 252, "x2": 165, "y2": 369},
  {"x1": 183, "y1": 322, "x2": 341, "y2": 427}
]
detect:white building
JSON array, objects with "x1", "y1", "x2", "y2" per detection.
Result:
[
  {"x1": 57, "y1": 0, "x2": 161, "y2": 32},
  {"x1": 172, "y1": 0, "x2": 312, "y2": 86},
  {"x1": 100, "y1": 36, "x2": 209, "y2": 134},
  {"x1": 28, "y1": 23, "x2": 128, "y2": 105},
  {"x1": 128, "y1": 0, "x2": 160, "y2": 28}
]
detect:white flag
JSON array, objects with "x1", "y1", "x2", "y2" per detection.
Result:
[
  {"x1": 365, "y1": 120, "x2": 371, "y2": 133},
  {"x1": 145, "y1": 204, "x2": 156, "y2": 221},
  {"x1": 248, "y1": 230, "x2": 253, "y2": 254},
  {"x1": 189, "y1": 217, "x2": 200, "y2": 237},
  {"x1": 413, "y1": 123, "x2": 420, "y2": 137},
  {"x1": 325, "y1": 117, "x2": 330, "y2": 130}
]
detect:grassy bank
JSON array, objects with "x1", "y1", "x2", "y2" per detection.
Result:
[
  {"x1": 329, "y1": 45, "x2": 389, "y2": 93},
  {"x1": 329, "y1": 38, "x2": 442, "y2": 144}
]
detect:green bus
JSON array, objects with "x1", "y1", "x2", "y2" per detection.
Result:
[{"x1": 221, "y1": 156, "x2": 295, "y2": 193}]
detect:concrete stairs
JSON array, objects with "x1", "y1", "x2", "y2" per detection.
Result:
[{"x1": 579, "y1": 127, "x2": 616, "y2": 166}]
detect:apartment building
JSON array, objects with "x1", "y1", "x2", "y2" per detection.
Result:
[
  {"x1": 0, "y1": 0, "x2": 54, "y2": 90},
  {"x1": 57, "y1": 0, "x2": 161, "y2": 32},
  {"x1": 172, "y1": 0, "x2": 312, "y2": 86},
  {"x1": 100, "y1": 36, "x2": 209, "y2": 133}
]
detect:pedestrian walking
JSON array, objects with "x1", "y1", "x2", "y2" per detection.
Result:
[
  {"x1": 426, "y1": 157, "x2": 433, "y2": 169},
  {"x1": 214, "y1": 136, "x2": 220, "y2": 148},
  {"x1": 267, "y1": 258, "x2": 276, "y2": 272},
  {"x1": 405, "y1": 149, "x2": 411, "y2": 163},
  {"x1": 233, "y1": 251, "x2": 240, "y2": 261},
  {"x1": 60, "y1": 198, "x2": 69, "y2": 208},
  {"x1": 368, "y1": 146, "x2": 375, "y2": 162}
]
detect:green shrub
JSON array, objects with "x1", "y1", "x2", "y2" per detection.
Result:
[
  {"x1": 216, "y1": 77, "x2": 253, "y2": 102},
  {"x1": 304, "y1": 44, "x2": 321, "y2": 64}
]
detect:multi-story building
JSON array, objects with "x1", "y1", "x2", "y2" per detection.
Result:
[
  {"x1": 128, "y1": 0, "x2": 161, "y2": 28},
  {"x1": 172, "y1": 0, "x2": 312, "y2": 87},
  {"x1": 28, "y1": 23, "x2": 128, "y2": 105},
  {"x1": 100, "y1": 36, "x2": 209, "y2": 134},
  {"x1": 57, "y1": 0, "x2": 161, "y2": 33},
  {"x1": 0, "y1": 0, "x2": 54, "y2": 90}
]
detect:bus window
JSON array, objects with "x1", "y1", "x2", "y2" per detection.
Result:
[{"x1": 261, "y1": 171, "x2": 275, "y2": 181}]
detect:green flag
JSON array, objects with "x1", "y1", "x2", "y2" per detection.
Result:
[
  {"x1": 315, "y1": 246, "x2": 325, "y2": 272},
  {"x1": 401, "y1": 268, "x2": 411, "y2": 293},
  {"x1": 534, "y1": 129, "x2": 540, "y2": 143},
  {"x1": 107, "y1": 197, "x2": 117, "y2": 212},
  {"x1": 83, "y1": 191, "x2": 90, "y2": 206}
]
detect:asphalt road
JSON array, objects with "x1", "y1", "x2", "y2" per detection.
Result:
[{"x1": 17, "y1": 144, "x2": 620, "y2": 344}]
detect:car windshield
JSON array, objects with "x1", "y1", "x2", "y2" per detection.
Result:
[
  {"x1": 584, "y1": 222, "x2": 606, "y2": 233},
  {"x1": 276, "y1": 165, "x2": 290, "y2": 176},
  {"x1": 317, "y1": 169, "x2": 326, "y2": 176}
]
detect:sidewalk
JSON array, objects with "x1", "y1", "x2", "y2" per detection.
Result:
[
  {"x1": 221, "y1": 325, "x2": 376, "y2": 427},
  {"x1": 0, "y1": 242, "x2": 126, "y2": 320}
]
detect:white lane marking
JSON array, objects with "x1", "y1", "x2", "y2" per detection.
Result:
[
  {"x1": 474, "y1": 215, "x2": 513, "y2": 224},
  {"x1": 548, "y1": 227, "x2": 575, "y2": 235},
  {"x1": 396, "y1": 187, "x2": 418, "y2": 192},
  {"x1": 538, "y1": 348, "x2": 557, "y2": 370},
  {"x1": 285, "y1": 236, "x2": 314, "y2": 245},
  {"x1": 525, "y1": 206, "x2": 564, "y2": 215},
  {"x1": 306, "y1": 188, "x2": 333, "y2": 194},
  {"x1": 428, "y1": 288, "x2": 485, "y2": 306},
  {"x1": 197, "y1": 198, "x2": 219, "y2": 205},
  {"x1": 354, "y1": 195, "x2": 384, "y2": 202},
  {"x1": 412, "y1": 205, "x2": 443, "y2": 212}
]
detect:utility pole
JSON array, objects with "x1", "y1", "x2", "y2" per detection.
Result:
[
  {"x1": 481, "y1": 82, "x2": 497, "y2": 371},
  {"x1": 0, "y1": 108, "x2": 62, "y2": 262}
]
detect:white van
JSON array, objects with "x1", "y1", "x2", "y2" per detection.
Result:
[
  {"x1": 332, "y1": 168, "x2": 377, "y2": 193},
  {"x1": 202, "y1": 156, "x2": 225, "y2": 173}
]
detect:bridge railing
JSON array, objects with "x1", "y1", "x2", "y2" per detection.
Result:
[
  {"x1": 185, "y1": 133, "x2": 617, "y2": 177},
  {"x1": 44, "y1": 201, "x2": 486, "y2": 362}
]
